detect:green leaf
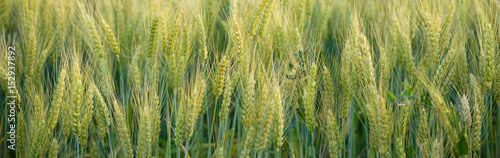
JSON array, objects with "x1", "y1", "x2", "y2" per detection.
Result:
[
  {"x1": 401, "y1": 89, "x2": 411, "y2": 97},
  {"x1": 456, "y1": 130, "x2": 469, "y2": 156},
  {"x1": 387, "y1": 91, "x2": 397, "y2": 103}
]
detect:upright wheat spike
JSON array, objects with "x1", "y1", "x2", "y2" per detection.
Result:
[
  {"x1": 256, "y1": 84, "x2": 273, "y2": 152},
  {"x1": 304, "y1": 62, "x2": 317, "y2": 132},
  {"x1": 220, "y1": 74, "x2": 233, "y2": 121},
  {"x1": 113, "y1": 100, "x2": 133, "y2": 158},
  {"x1": 470, "y1": 74, "x2": 483, "y2": 151},
  {"x1": 479, "y1": 23, "x2": 495, "y2": 90},
  {"x1": 326, "y1": 109, "x2": 340, "y2": 157},
  {"x1": 340, "y1": 39, "x2": 353, "y2": 120},
  {"x1": 196, "y1": 13, "x2": 208, "y2": 62},
  {"x1": 423, "y1": 13, "x2": 441, "y2": 71},
  {"x1": 273, "y1": 84, "x2": 284, "y2": 149},
  {"x1": 439, "y1": 0, "x2": 456, "y2": 53},
  {"x1": 30, "y1": 120, "x2": 45, "y2": 158},
  {"x1": 146, "y1": 14, "x2": 161, "y2": 58},
  {"x1": 151, "y1": 94, "x2": 161, "y2": 142},
  {"x1": 71, "y1": 56, "x2": 82, "y2": 138},
  {"x1": 137, "y1": 106, "x2": 153, "y2": 158},
  {"x1": 214, "y1": 56, "x2": 228, "y2": 99},
  {"x1": 24, "y1": 11, "x2": 36, "y2": 87},
  {"x1": 461, "y1": 94, "x2": 471, "y2": 129},
  {"x1": 78, "y1": 83, "x2": 95, "y2": 148},
  {"x1": 188, "y1": 79, "x2": 206, "y2": 140},
  {"x1": 49, "y1": 138, "x2": 59, "y2": 158},
  {"x1": 418, "y1": 109, "x2": 430, "y2": 157},
  {"x1": 242, "y1": 70, "x2": 255, "y2": 128},
  {"x1": 493, "y1": 64, "x2": 500, "y2": 105}
]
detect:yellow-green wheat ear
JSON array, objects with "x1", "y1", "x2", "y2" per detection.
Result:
[
  {"x1": 304, "y1": 62, "x2": 317, "y2": 132},
  {"x1": 146, "y1": 14, "x2": 161, "y2": 58},
  {"x1": 47, "y1": 68, "x2": 67, "y2": 133}
]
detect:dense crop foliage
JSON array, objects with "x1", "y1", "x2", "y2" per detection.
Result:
[{"x1": 1, "y1": 0, "x2": 500, "y2": 157}]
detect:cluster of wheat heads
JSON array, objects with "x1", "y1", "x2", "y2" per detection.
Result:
[{"x1": 1, "y1": 0, "x2": 500, "y2": 157}]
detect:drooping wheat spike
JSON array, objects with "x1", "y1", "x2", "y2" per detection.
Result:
[
  {"x1": 220, "y1": 74, "x2": 233, "y2": 121},
  {"x1": 196, "y1": 13, "x2": 208, "y2": 62},
  {"x1": 424, "y1": 13, "x2": 442, "y2": 71},
  {"x1": 85, "y1": 15, "x2": 104, "y2": 59},
  {"x1": 273, "y1": 84, "x2": 284, "y2": 149},
  {"x1": 47, "y1": 67, "x2": 67, "y2": 133},
  {"x1": 241, "y1": 70, "x2": 255, "y2": 128},
  {"x1": 113, "y1": 100, "x2": 133, "y2": 158},
  {"x1": 214, "y1": 55, "x2": 228, "y2": 99},
  {"x1": 79, "y1": 83, "x2": 95, "y2": 148},
  {"x1": 417, "y1": 109, "x2": 430, "y2": 157},
  {"x1": 326, "y1": 109, "x2": 340, "y2": 158},
  {"x1": 85, "y1": 14, "x2": 110, "y2": 92},
  {"x1": 71, "y1": 56, "x2": 82, "y2": 138},
  {"x1": 30, "y1": 120, "x2": 45, "y2": 158},
  {"x1": 49, "y1": 138, "x2": 59, "y2": 158},
  {"x1": 479, "y1": 23, "x2": 495, "y2": 90},
  {"x1": 470, "y1": 74, "x2": 483, "y2": 151},
  {"x1": 304, "y1": 62, "x2": 317, "y2": 132},
  {"x1": 434, "y1": 49, "x2": 455, "y2": 93},
  {"x1": 419, "y1": 72, "x2": 459, "y2": 143},
  {"x1": 101, "y1": 18, "x2": 120, "y2": 59},
  {"x1": 340, "y1": 38, "x2": 353, "y2": 120},
  {"x1": 250, "y1": 0, "x2": 268, "y2": 36},
  {"x1": 146, "y1": 14, "x2": 161, "y2": 58},
  {"x1": 138, "y1": 106, "x2": 153, "y2": 158},
  {"x1": 93, "y1": 83, "x2": 111, "y2": 139}
]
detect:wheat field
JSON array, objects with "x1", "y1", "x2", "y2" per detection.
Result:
[{"x1": 0, "y1": 0, "x2": 499, "y2": 157}]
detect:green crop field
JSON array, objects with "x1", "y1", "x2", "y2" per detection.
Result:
[{"x1": 0, "y1": 0, "x2": 499, "y2": 157}]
